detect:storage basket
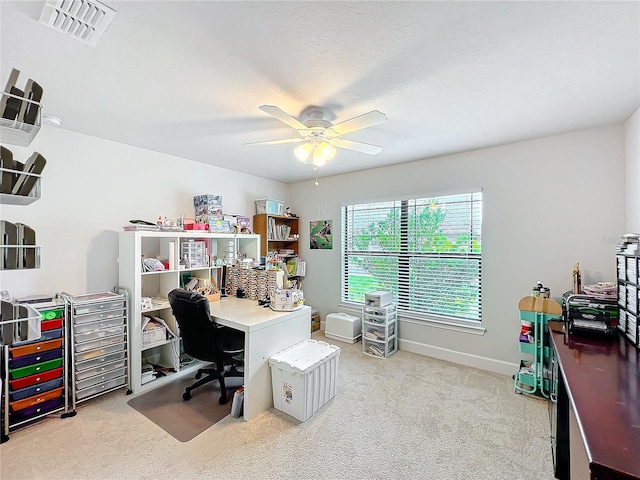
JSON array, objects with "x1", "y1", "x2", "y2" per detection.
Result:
[{"x1": 142, "y1": 324, "x2": 166, "y2": 346}]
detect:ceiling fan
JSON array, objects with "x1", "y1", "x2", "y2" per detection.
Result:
[{"x1": 245, "y1": 105, "x2": 387, "y2": 167}]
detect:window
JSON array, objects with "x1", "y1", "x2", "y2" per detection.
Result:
[{"x1": 341, "y1": 192, "x2": 482, "y2": 324}]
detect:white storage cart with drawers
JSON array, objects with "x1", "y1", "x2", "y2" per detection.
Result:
[
  {"x1": 361, "y1": 303, "x2": 398, "y2": 358},
  {"x1": 63, "y1": 289, "x2": 130, "y2": 411}
]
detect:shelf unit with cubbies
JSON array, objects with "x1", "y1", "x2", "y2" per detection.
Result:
[
  {"x1": 118, "y1": 231, "x2": 259, "y2": 394},
  {"x1": 253, "y1": 214, "x2": 304, "y2": 283},
  {"x1": 361, "y1": 303, "x2": 398, "y2": 358}
]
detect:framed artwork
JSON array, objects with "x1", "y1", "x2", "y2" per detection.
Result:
[{"x1": 310, "y1": 220, "x2": 332, "y2": 249}]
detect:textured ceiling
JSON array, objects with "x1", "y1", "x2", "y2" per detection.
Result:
[{"x1": 1, "y1": 1, "x2": 639, "y2": 184}]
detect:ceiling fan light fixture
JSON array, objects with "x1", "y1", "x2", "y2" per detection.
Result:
[
  {"x1": 312, "y1": 148, "x2": 327, "y2": 167},
  {"x1": 252, "y1": 105, "x2": 387, "y2": 178},
  {"x1": 294, "y1": 142, "x2": 313, "y2": 162},
  {"x1": 317, "y1": 141, "x2": 336, "y2": 161},
  {"x1": 312, "y1": 157, "x2": 326, "y2": 167}
]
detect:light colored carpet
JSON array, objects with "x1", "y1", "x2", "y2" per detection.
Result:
[{"x1": 0, "y1": 332, "x2": 555, "y2": 480}]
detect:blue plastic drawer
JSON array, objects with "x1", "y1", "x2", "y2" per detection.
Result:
[
  {"x1": 13, "y1": 328, "x2": 63, "y2": 346},
  {"x1": 9, "y1": 348, "x2": 62, "y2": 369},
  {"x1": 9, "y1": 387, "x2": 64, "y2": 412},
  {"x1": 9, "y1": 377, "x2": 64, "y2": 401},
  {"x1": 39, "y1": 328, "x2": 63, "y2": 341}
]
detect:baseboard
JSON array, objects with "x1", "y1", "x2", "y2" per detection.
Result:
[
  {"x1": 322, "y1": 312, "x2": 517, "y2": 376},
  {"x1": 399, "y1": 339, "x2": 518, "y2": 377}
]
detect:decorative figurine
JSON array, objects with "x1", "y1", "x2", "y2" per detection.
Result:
[{"x1": 284, "y1": 206, "x2": 297, "y2": 218}]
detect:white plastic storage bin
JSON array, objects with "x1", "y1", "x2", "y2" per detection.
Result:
[
  {"x1": 269, "y1": 339, "x2": 340, "y2": 422},
  {"x1": 255, "y1": 198, "x2": 284, "y2": 216},
  {"x1": 325, "y1": 312, "x2": 361, "y2": 344}
]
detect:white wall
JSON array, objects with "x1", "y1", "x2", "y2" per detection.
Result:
[
  {"x1": 0, "y1": 127, "x2": 288, "y2": 298},
  {"x1": 2, "y1": 122, "x2": 629, "y2": 374},
  {"x1": 290, "y1": 124, "x2": 626, "y2": 374},
  {"x1": 626, "y1": 107, "x2": 640, "y2": 232}
]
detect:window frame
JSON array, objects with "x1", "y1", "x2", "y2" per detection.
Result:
[{"x1": 341, "y1": 191, "x2": 483, "y2": 326}]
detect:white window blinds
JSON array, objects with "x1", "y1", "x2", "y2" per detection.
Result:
[{"x1": 341, "y1": 192, "x2": 482, "y2": 323}]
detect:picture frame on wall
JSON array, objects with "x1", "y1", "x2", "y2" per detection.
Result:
[{"x1": 310, "y1": 219, "x2": 332, "y2": 249}]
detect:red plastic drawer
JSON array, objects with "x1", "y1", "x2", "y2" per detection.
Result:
[
  {"x1": 8, "y1": 367, "x2": 63, "y2": 390},
  {"x1": 9, "y1": 387, "x2": 64, "y2": 412},
  {"x1": 9, "y1": 338, "x2": 63, "y2": 358},
  {"x1": 41, "y1": 318, "x2": 63, "y2": 331}
]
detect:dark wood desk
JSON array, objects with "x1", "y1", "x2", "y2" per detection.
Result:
[{"x1": 550, "y1": 328, "x2": 640, "y2": 480}]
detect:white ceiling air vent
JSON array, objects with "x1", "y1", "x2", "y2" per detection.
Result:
[{"x1": 39, "y1": 0, "x2": 117, "y2": 46}]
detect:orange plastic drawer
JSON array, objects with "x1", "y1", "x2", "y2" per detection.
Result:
[
  {"x1": 9, "y1": 338, "x2": 63, "y2": 358},
  {"x1": 9, "y1": 387, "x2": 63, "y2": 412},
  {"x1": 41, "y1": 318, "x2": 63, "y2": 331},
  {"x1": 9, "y1": 367, "x2": 63, "y2": 390}
]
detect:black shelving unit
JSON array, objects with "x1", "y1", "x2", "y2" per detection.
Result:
[{"x1": 617, "y1": 234, "x2": 639, "y2": 348}]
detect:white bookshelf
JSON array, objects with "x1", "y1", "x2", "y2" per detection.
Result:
[{"x1": 118, "y1": 230, "x2": 259, "y2": 394}]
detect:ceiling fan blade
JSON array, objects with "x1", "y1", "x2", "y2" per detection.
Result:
[
  {"x1": 259, "y1": 105, "x2": 308, "y2": 132},
  {"x1": 330, "y1": 110, "x2": 387, "y2": 135},
  {"x1": 335, "y1": 139, "x2": 383, "y2": 155},
  {"x1": 243, "y1": 137, "x2": 306, "y2": 146}
]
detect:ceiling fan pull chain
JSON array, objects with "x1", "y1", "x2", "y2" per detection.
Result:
[{"x1": 314, "y1": 166, "x2": 319, "y2": 186}]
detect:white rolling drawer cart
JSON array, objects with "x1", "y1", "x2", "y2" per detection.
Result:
[
  {"x1": 63, "y1": 289, "x2": 130, "y2": 411},
  {"x1": 361, "y1": 303, "x2": 398, "y2": 358}
]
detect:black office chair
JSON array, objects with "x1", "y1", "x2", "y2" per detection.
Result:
[{"x1": 168, "y1": 288, "x2": 244, "y2": 404}]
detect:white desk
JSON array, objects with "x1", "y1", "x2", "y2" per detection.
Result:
[{"x1": 209, "y1": 297, "x2": 311, "y2": 420}]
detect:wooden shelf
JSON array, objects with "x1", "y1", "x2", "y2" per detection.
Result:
[{"x1": 253, "y1": 214, "x2": 299, "y2": 257}]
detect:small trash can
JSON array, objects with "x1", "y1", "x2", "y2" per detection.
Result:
[{"x1": 269, "y1": 339, "x2": 340, "y2": 422}]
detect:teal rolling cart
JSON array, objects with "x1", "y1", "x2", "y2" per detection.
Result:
[{"x1": 514, "y1": 296, "x2": 562, "y2": 397}]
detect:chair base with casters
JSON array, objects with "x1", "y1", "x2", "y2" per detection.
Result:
[
  {"x1": 183, "y1": 360, "x2": 244, "y2": 404},
  {"x1": 167, "y1": 288, "x2": 245, "y2": 405}
]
